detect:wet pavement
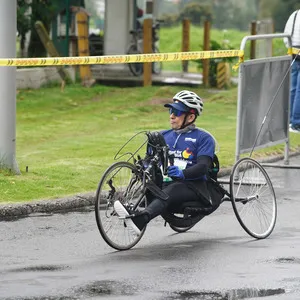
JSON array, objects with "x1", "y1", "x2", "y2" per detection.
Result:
[{"x1": 1, "y1": 155, "x2": 300, "y2": 300}]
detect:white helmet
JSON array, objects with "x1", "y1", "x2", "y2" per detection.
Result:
[{"x1": 172, "y1": 90, "x2": 203, "y2": 116}]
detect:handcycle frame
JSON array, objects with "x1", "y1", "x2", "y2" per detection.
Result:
[{"x1": 95, "y1": 131, "x2": 277, "y2": 251}]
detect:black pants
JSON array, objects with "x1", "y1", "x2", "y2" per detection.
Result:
[{"x1": 144, "y1": 180, "x2": 211, "y2": 221}]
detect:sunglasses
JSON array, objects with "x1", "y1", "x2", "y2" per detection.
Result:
[{"x1": 169, "y1": 108, "x2": 185, "y2": 117}]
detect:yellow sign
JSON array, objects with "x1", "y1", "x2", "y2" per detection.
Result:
[{"x1": 2, "y1": 50, "x2": 244, "y2": 67}]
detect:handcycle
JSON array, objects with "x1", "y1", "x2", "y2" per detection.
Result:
[
  {"x1": 127, "y1": 21, "x2": 162, "y2": 76},
  {"x1": 95, "y1": 131, "x2": 277, "y2": 251}
]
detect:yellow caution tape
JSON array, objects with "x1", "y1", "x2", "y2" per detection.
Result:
[
  {"x1": 0, "y1": 50, "x2": 244, "y2": 67},
  {"x1": 291, "y1": 47, "x2": 300, "y2": 55},
  {"x1": 232, "y1": 54, "x2": 244, "y2": 71}
]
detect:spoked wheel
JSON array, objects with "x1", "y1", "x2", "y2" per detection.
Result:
[
  {"x1": 95, "y1": 161, "x2": 146, "y2": 250},
  {"x1": 169, "y1": 224, "x2": 195, "y2": 233},
  {"x1": 230, "y1": 157, "x2": 277, "y2": 239},
  {"x1": 127, "y1": 46, "x2": 143, "y2": 76},
  {"x1": 152, "y1": 47, "x2": 162, "y2": 75}
]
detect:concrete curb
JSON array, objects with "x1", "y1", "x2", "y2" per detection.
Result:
[
  {"x1": 1, "y1": 151, "x2": 300, "y2": 220},
  {"x1": 0, "y1": 192, "x2": 95, "y2": 219}
]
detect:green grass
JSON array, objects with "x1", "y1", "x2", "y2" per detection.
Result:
[
  {"x1": 160, "y1": 25, "x2": 248, "y2": 72},
  {"x1": 159, "y1": 25, "x2": 288, "y2": 73},
  {"x1": 1, "y1": 83, "x2": 300, "y2": 204}
]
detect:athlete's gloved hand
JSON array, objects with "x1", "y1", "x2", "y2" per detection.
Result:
[{"x1": 167, "y1": 166, "x2": 185, "y2": 180}]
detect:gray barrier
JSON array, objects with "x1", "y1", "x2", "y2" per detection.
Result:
[{"x1": 235, "y1": 33, "x2": 293, "y2": 165}]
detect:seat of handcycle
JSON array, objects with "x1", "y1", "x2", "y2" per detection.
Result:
[
  {"x1": 174, "y1": 153, "x2": 224, "y2": 218},
  {"x1": 163, "y1": 198, "x2": 219, "y2": 228},
  {"x1": 174, "y1": 200, "x2": 217, "y2": 218},
  {"x1": 162, "y1": 200, "x2": 213, "y2": 228}
]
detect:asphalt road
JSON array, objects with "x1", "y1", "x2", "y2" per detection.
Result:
[{"x1": 1, "y1": 156, "x2": 300, "y2": 300}]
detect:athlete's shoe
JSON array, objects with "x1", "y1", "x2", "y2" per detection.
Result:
[
  {"x1": 289, "y1": 125, "x2": 300, "y2": 133},
  {"x1": 113, "y1": 201, "x2": 141, "y2": 235}
]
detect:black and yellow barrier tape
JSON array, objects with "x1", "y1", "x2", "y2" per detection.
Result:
[
  {"x1": 291, "y1": 47, "x2": 300, "y2": 56},
  {"x1": 288, "y1": 47, "x2": 300, "y2": 56},
  {"x1": 1, "y1": 50, "x2": 244, "y2": 67}
]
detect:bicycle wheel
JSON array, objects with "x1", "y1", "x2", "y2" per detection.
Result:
[
  {"x1": 152, "y1": 46, "x2": 162, "y2": 75},
  {"x1": 127, "y1": 45, "x2": 143, "y2": 76},
  {"x1": 230, "y1": 157, "x2": 277, "y2": 239},
  {"x1": 95, "y1": 161, "x2": 146, "y2": 250}
]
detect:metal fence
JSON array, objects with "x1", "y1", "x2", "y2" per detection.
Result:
[{"x1": 235, "y1": 33, "x2": 293, "y2": 166}]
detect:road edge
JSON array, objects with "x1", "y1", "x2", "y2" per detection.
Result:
[{"x1": 1, "y1": 151, "x2": 299, "y2": 219}]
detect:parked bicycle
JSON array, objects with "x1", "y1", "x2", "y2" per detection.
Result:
[{"x1": 127, "y1": 21, "x2": 162, "y2": 76}]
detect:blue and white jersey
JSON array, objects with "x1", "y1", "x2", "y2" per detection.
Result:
[{"x1": 161, "y1": 128, "x2": 215, "y2": 181}]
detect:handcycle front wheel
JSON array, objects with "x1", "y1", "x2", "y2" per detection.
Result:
[
  {"x1": 230, "y1": 157, "x2": 277, "y2": 239},
  {"x1": 95, "y1": 161, "x2": 146, "y2": 250}
]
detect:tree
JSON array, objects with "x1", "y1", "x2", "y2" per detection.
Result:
[
  {"x1": 213, "y1": 0, "x2": 233, "y2": 29},
  {"x1": 272, "y1": 0, "x2": 300, "y2": 31},
  {"x1": 257, "y1": 0, "x2": 300, "y2": 31},
  {"x1": 181, "y1": 2, "x2": 212, "y2": 25},
  {"x1": 27, "y1": 0, "x2": 57, "y2": 58},
  {"x1": 17, "y1": 0, "x2": 57, "y2": 58},
  {"x1": 84, "y1": 0, "x2": 104, "y2": 30},
  {"x1": 17, "y1": 0, "x2": 31, "y2": 57},
  {"x1": 258, "y1": 0, "x2": 280, "y2": 19},
  {"x1": 230, "y1": 1, "x2": 256, "y2": 31}
]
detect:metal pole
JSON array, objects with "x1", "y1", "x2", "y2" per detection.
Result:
[
  {"x1": 0, "y1": 0, "x2": 20, "y2": 174},
  {"x1": 235, "y1": 64, "x2": 243, "y2": 163}
]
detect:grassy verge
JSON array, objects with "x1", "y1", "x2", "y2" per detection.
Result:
[
  {"x1": 0, "y1": 83, "x2": 299, "y2": 204},
  {"x1": 159, "y1": 25, "x2": 288, "y2": 73},
  {"x1": 160, "y1": 26, "x2": 250, "y2": 72}
]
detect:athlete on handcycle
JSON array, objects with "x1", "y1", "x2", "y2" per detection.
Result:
[{"x1": 114, "y1": 90, "x2": 224, "y2": 235}]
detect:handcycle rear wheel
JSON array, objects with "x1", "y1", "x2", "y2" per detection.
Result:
[
  {"x1": 95, "y1": 161, "x2": 146, "y2": 250},
  {"x1": 230, "y1": 157, "x2": 277, "y2": 239}
]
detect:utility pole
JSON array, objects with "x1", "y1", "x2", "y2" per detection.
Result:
[{"x1": 0, "y1": 0, "x2": 20, "y2": 174}]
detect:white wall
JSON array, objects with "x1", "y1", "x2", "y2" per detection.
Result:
[
  {"x1": 103, "y1": 0, "x2": 159, "y2": 56},
  {"x1": 104, "y1": 0, "x2": 134, "y2": 55},
  {"x1": 16, "y1": 67, "x2": 75, "y2": 89}
]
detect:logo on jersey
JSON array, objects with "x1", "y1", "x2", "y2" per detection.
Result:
[
  {"x1": 185, "y1": 137, "x2": 196, "y2": 143},
  {"x1": 182, "y1": 148, "x2": 194, "y2": 160}
]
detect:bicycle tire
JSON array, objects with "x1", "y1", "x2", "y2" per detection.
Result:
[
  {"x1": 95, "y1": 161, "x2": 146, "y2": 250},
  {"x1": 127, "y1": 45, "x2": 143, "y2": 76},
  {"x1": 230, "y1": 157, "x2": 277, "y2": 239},
  {"x1": 152, "y1": 46, "x2": 162, "y2": 75}
]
